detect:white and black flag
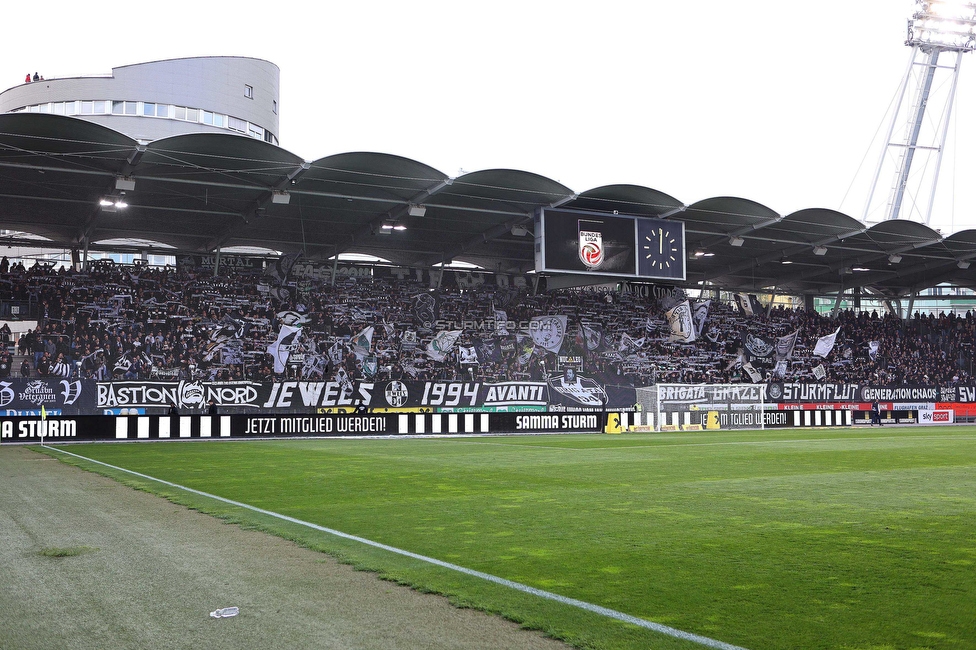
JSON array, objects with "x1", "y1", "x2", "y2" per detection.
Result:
[
  {"x1": 665, "y1": 300, "x2": 696, "y2": 344},
  {"x1": 813, "y1": 327, "x2": 841, "y2": 358},
  {"x1": 735, "y1": 294, "x2": 754, "y2": 317},
  {"x1": 692, "y1": 300, "x2": 710, "y2": 337},
  {"x1": 775, "y1": 330, "x2": 798, "y2": 360}
]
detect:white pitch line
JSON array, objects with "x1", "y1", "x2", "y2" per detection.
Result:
[{"x1": 46, "y1": 445, "x2": 749, "y2": 650}]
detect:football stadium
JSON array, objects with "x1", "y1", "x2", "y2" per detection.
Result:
[{"x1": 2, "y1": 12, "x2": 976, "y2": 649}]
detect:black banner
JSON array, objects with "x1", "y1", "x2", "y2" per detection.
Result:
[
  {"x1": 766, "y1": 382, "x2": 860, "y2": 403},
  {"x1": 0, "y1": 379, "x2": 94, "y2": 416}
]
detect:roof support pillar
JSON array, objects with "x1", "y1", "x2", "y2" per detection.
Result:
[
  {"x1": 213, "y1": 247, "x2": 221, "y2": 277},
  {"x1": 766, "y1": 288, "x2": 777, "y2": 317},
  {"x1": 906, "y1": 292, "x2": 917, "y2": 319},
  {"x1": 831, "y1": 290, "x2": 845, "y2": 318},
  {"x1": 331, "y1": 246, "x2": 339, "y2": 288}
]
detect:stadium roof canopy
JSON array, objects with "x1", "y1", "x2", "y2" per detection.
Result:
[{"x1": 1, "y1": 112, "x2": 975, "y2": 298}]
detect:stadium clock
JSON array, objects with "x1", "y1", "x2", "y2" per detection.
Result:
[{"x1": 637, "y1": 219, "x2": 685, "y2": 280}]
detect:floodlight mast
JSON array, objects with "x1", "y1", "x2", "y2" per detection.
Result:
[{"x1": 862, "y1": 0, "x2": 976, "y2": 226}]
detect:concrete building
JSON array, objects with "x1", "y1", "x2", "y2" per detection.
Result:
[{"x1": 0, "y1": 57, "x2": 279, "y2": 145}]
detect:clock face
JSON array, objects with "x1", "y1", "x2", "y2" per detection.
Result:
[
  {"x1": 636, "y1": 219, "x2": 685, "y2": 279},
  {"x1": 643, "y1": 227, "x2": 679, "y2": 270}
]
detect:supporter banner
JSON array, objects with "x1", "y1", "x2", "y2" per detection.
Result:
[
  {"x1": 290, "y1": 261, "x2": 374, "y2": 282},
  {"x1": 177, "y1": 254, "x2": 263, "y2": 271},
  {"x1": 766, "y1": 382, "x2": 860, "y2": 402},
  {"x1": 0, "y1": 379, "x2": 94, "y2": 416},
  {"x1": 46, "y1": 379, "x2": 976, "y2": 414},
  {"x1": 954, "y1": 386, "x2": 976, "y2": 402},
  {"x1": 857, "y1": 385, "x2": 947, "y2": 402}
]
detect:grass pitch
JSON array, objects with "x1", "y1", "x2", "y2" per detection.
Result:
[{"x1": 42, "y1": 427, "x2": 976, "y2": 650}]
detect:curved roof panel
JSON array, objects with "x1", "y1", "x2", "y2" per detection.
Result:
[
  {"x1": 567, "y1": 184, "x2": 684, "y2": 217},
  {"x1": 0, "y1": 113, "x2": 974, "y2": 295}
]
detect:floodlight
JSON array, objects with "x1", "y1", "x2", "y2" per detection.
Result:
[
  {"x1": 958, "y1": 260, "x2": 971, "y2": 269},
  {"x1": 115, "y1": 176, "x2": 136, "y2": 192},
  {"x1": 393, "y1": 224, "x2": 407, "y2": 231},
  {"x1": 907, "y1": 0, "x2": 976, "y2": 51},
  {"x1": 99, "y1": 198, "x2": 114, "y2": 207},
  {"x1": 408, "y1": 204, "x2": 427, "y2": 217},
  {"x1": 271, "y1": 190, "x2": 290, "y2": 204},
  {"x1": 813, "y1": 246, "x2": 828, "y2": 256},
  {"x1": 729, "y1": 236, "x2": 745, "y2": 247},
  {"x1": 888, "y1": 254, "x2": 903, "y2": 264}
]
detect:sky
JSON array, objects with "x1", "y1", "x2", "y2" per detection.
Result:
[{"x1": 4, "y1": 0, "x2": 975, "y2": 235}]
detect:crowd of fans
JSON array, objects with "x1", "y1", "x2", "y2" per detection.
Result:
[{"x1": 0, "y1": 257, "x2": 972, "y2": 387}]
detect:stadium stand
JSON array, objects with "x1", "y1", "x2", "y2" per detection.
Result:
[{"x1": 2, "y1": 258, "x2": 971, "y2": 388}]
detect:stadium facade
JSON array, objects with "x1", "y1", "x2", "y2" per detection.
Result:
[{"x1": 0, "y1": 57, "x2": 279, "y2": 145}]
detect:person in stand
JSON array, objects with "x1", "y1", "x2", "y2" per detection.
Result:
[
  {"x1": 871, "y1": 400, "x2": 883, "y2": 427},
  {"x1": 168, "y1": 402, "x2": 179, "y2": 416},
  {"x1": 32, "y1": 73, "x2": 39, "y2": 82},
  {"x1": 207, "y1": 399, "x2": 218, "y2": 415},
  {"x1": 20, "y1": 358, "x2": 30, "y2": 378},
  {"x1": 25, "y1": 73, "x2": 31, "y2": 83}
]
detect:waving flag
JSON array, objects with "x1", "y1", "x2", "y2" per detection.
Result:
[
  {"x1": 666, "y1": 300, "x2": 696, "y2": 344},
  {"x1": 349, "y1": 326, "x2": 374, "y2": 359},
  {"x1": 813, "y1": 327, "x2": 841, "y2": 358},
  {"x1": 426, "y1": 330, "x2": 462, "y2": 362},
  {"x1": 267, "y1": 324, "x2": 302, "y2": 373}
]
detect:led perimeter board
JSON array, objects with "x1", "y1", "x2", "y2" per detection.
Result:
[{"x1": 534, "y1": 208, "x2": 686, "y2": 280}]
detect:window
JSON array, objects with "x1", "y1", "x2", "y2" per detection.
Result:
[
  {"x1": 112, "y1": 101, "x2": 136, "y2": 115},
  {"x1": 273, "y1": 100, "x2": 277, "y2": 114},
  {"x1": 175, "y1": 106, "x2": 186, "y2": 120},
  {"x1": 228, "y1": 116, "x2": 246, "y2": 133},
  {"x1": 143, "y1": 103, "x2": 156, "y2": 116},
  {"x1": 202, "y1": 110, "x2": 214, "y2": 125},
  {"x1": 94, "y1": 101, "x2": 108, "y2": 114},
  {"x1": 81, "y1": 101, "x2": 93, "y2": 114},
  {"x1": 248, "y1": 124, "x2": 263, "y2": 139},
  {"x1": 244, "y1": 84, "x2": 253, "y2": 99},
  {"x1": 212, "y1": 113, "x2": 224, "y2": 127},
  {"x1": 186, "y1": 108, "x2": 199, "y2": 122},
  {"x1": 155, "y1": 104, "x2": 170, "y2": 117}
]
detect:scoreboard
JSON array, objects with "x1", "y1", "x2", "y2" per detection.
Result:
[{"x1": 534, "y1": 208, "x2": 686, "y2": 280}]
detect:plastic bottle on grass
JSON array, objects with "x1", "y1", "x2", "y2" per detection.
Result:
[{"x1": 210, "y1": 607, "x2": 239, "y2": 618}]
